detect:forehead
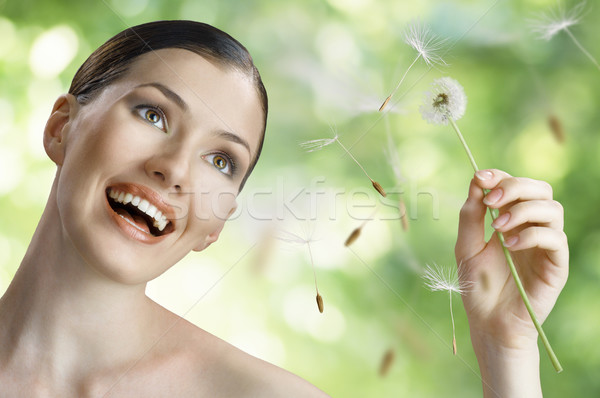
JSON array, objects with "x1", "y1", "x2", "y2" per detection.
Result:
[{"x1": 108, "y1": 48, "x2": 264, "y2": 156}]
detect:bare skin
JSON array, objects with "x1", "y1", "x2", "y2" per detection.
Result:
[
  {"x1": 0, "y1": 49, "x2": 329, "y2": 397},
  {"x1": 0, "y1": 48, "x2": 567, "y2": 396},
  {"x1": 457, "y1": 169, "x2": 568, "y2": 398}
]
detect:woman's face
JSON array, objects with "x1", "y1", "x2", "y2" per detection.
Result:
[{"x1": 51, "y1": 48, "x2": 264, "y2": 284}]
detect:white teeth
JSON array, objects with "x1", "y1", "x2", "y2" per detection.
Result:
[
  {"x1": 146, "y1": 205, "x2": 157, "y2": 218},
  {"x1": 138, "y1": 199, "x2": 149, "y2": 212},
  {"x1": 108, "y1": 188, "x2": 170, "y2": 232}
]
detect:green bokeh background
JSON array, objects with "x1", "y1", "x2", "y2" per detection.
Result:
[{"x1": 1, "y1": 0, "x2": 599, "y2": 396}]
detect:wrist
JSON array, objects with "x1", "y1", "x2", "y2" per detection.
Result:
[{"x1": 470, "y1": 329, "x2": 542, "y2": 398}]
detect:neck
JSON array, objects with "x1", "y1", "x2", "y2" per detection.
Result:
[{"x1": 0, "y1": 185, "x2": 162, "y2": 380}]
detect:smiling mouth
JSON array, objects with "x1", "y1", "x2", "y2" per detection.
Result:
[{"x1": 106, "y1": 187, "x2": 174, "y2": 237}]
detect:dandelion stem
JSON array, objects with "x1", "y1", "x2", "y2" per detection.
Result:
[
  {"x1": 448, "y1": 117, "x2": 563, "y2": 373},
  {"x1": 564, "y1": 27, "x2": 600, "y2": 72},
  {"x1": 380, "y1": 54, "x2": 422, "y2": 111},
  {"x1": 449, "y1": 290, "x2": 457, "y2": 355},
  {"x1": 335, "y1": 137, "x2": 373, "y2": 181},
  {"x1": 306, "y1": 241, "x2": 319, "y2": 293}
]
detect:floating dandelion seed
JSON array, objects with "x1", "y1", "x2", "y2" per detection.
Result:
[
  {"x1": 276, "y1": 228, "x2": 324, "y2": 314},
  {"x1": 379, "y1": 20, "x2": 447, "y2": 112},
  {"x1": 379, "y1": 348, "x2": 395, "y2": 377},
  {"x1": 420, "y1": 77, "x2": 563, "y2": 372},
  {"x1": 344, "y1": 208, "x2": 377, "y2": 247},
  {"x1": 529, "y1": 1, "x2": 600, "y2": 71},
  {"x1": 300, "y1": 128, "x2": 386, "y2": 197},
  {"x1": 547, "y1": 114, "x2": 565, "y2": 143},
  {"x1": 344, "y1": 227, "x2": 362, "y2": 247},
  {"x1": 423, "y1": 263, "x2": 471, "y2": 355}
]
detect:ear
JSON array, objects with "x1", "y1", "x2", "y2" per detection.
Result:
[
  {"x1": 192, "y1": 203, "x2": 238, "y2": 252},
  {"x1": 44, "y1": 94, "x2": 78, "y2": 166}
]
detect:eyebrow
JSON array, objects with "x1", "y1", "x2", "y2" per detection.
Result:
[
  {"x1": 136, "y1": 82, "x2": 252, "y2": 158},
  {"x1": 214, "y1": 130, "x2": 252, "y2": 158},
  {"x1": 136, "y1": 82, "x2": 188, "y2": 112}
]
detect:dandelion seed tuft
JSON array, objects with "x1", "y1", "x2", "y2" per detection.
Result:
[
  {"x1": 404, "y1": 20, "x2": 448, "y2": 67},
  {"x1": 528, "y1": 1, "x2": 586, "y2": 41},
  {"x1": 422, "y1": 262, "x2": 470, "y2": 295},
  {"x1": 299, "y1": 133, "x2": 339, "y2": 153},
  {"x1": 420, "y1": 77, "x2": 467, "y2": 125}
]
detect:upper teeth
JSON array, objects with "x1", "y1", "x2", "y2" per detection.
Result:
[{"x1": 108, "y1": 188, "x2": 169, "y2": 232}]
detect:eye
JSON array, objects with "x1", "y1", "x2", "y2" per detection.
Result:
[
  {"x1": 203, "y1": 153, "x2": 234, "y2": 176},
  {"x1": 135, "y1": 105, "x2": 167, "y2": 132}
]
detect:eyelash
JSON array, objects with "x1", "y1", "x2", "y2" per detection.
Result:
[{"x1": 135, "y1": 104, "x2": 168, "y2": 132}]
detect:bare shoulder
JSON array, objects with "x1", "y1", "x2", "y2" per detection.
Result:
[{"x1": 156, "y1": 310, "x2": 331, "y2": 398}]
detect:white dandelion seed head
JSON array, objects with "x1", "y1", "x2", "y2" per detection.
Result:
[
  {"x1": 422, "y1": 262, "x2": 472, "y2": 295},
  {"x1": 528, "y1": 1, "x2": 587, "y2": 41},
  {"x1": 404, "y1": 20, "x2": 448, "y2": 67},
  {"x1": 419, "y1": 77, "x2": 467, "y2": 125}
]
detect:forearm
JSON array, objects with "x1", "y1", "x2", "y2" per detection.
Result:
[{"x1": 471, "y1": 331, "x2": 542, "y2": 398}]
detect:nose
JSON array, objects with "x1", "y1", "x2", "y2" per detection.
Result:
[{"x1": 144, "y1": 145, "x2": 190, "y2": 192}]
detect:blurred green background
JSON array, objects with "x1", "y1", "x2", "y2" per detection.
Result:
[{"x1": 1, "y1": 0, "x2": 599, "y2": 396}]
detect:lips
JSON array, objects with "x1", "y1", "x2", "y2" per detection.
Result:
[{"x1": 105, "y1": 183, "x2": 176, "y2": 243}]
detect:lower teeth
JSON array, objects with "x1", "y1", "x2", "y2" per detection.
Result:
[{"x1": 118, "y1": 214, "x2": 151, "y2": 235}]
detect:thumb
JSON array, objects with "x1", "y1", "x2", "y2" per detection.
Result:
[{"x1": 455, "y1": 176, "x2": 488, "y2": 263}]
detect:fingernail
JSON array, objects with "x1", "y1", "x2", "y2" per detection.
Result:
[
  {"x1": 504, "y1": 236, "x2": 519, "y2": 247},
  {"x1": 475, "y1": 170, "x2": 493, "y2": 180},
  {"x1": 492, "y1": 212, "x2": 510, "y2": 229},
  {"x1": 483, "y1": 188, "x2": 503, "y2": 205}
]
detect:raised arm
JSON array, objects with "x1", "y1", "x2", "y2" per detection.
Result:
[{"x1": 455, "y1": 169, "x2": 568, "y2": 397}]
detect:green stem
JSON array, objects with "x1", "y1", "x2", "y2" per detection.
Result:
[{"x1": 448, "y1": 118, "x2": 562, "y2": 373}]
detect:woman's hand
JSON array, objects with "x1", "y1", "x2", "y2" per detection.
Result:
[{"x1": 455, "y1": 169, "x2": 568, "y2": 397}]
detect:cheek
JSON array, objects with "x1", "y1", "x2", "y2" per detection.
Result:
[{"x1": 189, "y1": 184, "x2": 237, "y2": 223}]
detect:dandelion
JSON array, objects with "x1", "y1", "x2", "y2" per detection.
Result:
[
  {"x1": 300, "y1": 127, "x2": 387, "y2": 197},
  {"x1": 420, "y1": 77, "x2": 467, "y2": 126},
  {"x1": 529, "y1": 1, "x2": 599, "y2": 71},
  {"x1": 276, "y1": 228, "x2": 324, "y2": 314},
  {"x1": 380, "y1": 20, "x2": 447, "y2": 112},
  {"x1": 420, "y1": 77, "x2": 563, "y2": 372},
  {"x1": 423, "y1": 263, "x2": 471, "y2": 355}
]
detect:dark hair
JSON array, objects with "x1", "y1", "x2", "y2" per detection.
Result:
[{"x1": 68, "y1": 20, "x2": 267, "y2": 190}]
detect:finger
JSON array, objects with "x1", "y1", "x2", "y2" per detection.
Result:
[
  {"x1": 481, "y1": 177, "x2": 553, "y2": 210},
  {"x1": 503, "y1": 227, "x2": 569, "y2": 268},
  {"x1": 456, "y1": 178, "x2": 487, "y2": 262},
  {"x1": 491, "y1": 200, "x2": 564, "y2": 232}
]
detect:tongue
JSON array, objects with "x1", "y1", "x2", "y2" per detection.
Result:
[{"x1": 115, "y1": 207, "x2": 151, "y2": 234}]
